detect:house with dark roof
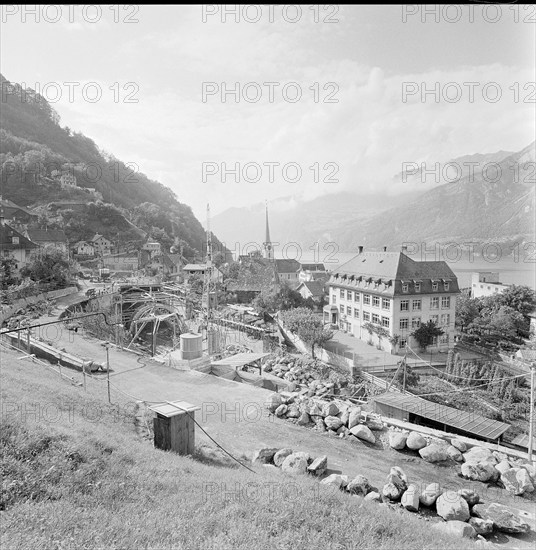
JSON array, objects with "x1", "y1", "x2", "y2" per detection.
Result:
[
  {"x1": 274, "y1": 258, "x2": 301, "y2": 287},
  {"x1": 0, "y1": 217, "x2": 38, "y2": 276},
  {"x1": 72, "y1": 241, "x2": 95, "y2": 257},
  {"x1": 91, "y1": 234, "x2": 112, "y2": 256},
  {"x1": 296, "y1": 280, "x2": 326, "y2": 312},
  {"x1": 0, "y1": 197, "x2": 38, "y2": 225},
  {"x1": 324, "y1": 247, "x2": 460, "y2": 354},
  {"x1": 25, "y1": 228, "x2": 69, "y2": 254}
]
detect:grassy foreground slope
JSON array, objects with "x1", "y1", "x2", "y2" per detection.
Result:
[{"x1": 0, "y1": 353, "x2": 473, "y2": 550}]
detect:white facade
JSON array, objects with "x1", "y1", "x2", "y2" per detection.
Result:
[{"x1": 471, "y1": 272, "x2": 511, "y2": 298}]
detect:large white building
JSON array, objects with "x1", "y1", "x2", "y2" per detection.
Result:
[
  {"x1": 324, "y1": 248, "x2": 460, "y2": 354},
  {"x1": 471, "y1": 272, "x2": 511, "y2": 298}
]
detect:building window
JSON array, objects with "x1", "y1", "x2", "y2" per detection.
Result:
[
  {"x1": 430, "y1": 314, "x2": 439, "y2": 325},
  {"x1": 441, "y1": 313, "x2": 450, "y2": 326},
  {"x1": 372, "y1": 313, "x2": 380, "y2": 324},
  {"x1": 432, "y1": 281, "x2": 438, "y2": 291},
  {"x1": 414, "y1": 282, "x2": 421, "y2": 292},
  {"x1": 372, "y1": 296, "x2": 380, "y2": 308},
  {"x1": 347, "y1": 290, "x2": 353, "y2": 301},
  {"x1": 332, "y1": 295, "x2": 337, "y2": 304},
  {"x1": 412, "y1": 299, "x2": 421, "y2": 311},
  {"x1": 354, "y1": 292, "x2": 360, "y2": 302},
  {"x1": 400, "y1": 300, "x2": 409, "y2": 311},
  {"x1": 340, "y1": 305, "x2": 344, "y2": 314},
  {"x1": 347, "y1": 306, "x2": 352, "y2": 316},
  {"x1": 363, "y1": 311, "x2": 370, "y2": 321},
  {"x1": 411, "y1": 317, "x2": 421, "y2": 329},
  {"x1": 340, "y1": 289, "x2": 345, "y2": 299},
  {"x1": 399, "y1": 318, "x2": 409, "y2": 330},
  {"x1": 399, "y1": 338, "x2": 407, "y2": 348},
  {"x1": 430, "y1": 297, "x2": 439, "y2": 309},
  {"x1": 382, "y1": 298, "x2": 390, "y2": 310},
  {"x1": 354, "y1": 308, "x2": 359, "y2": 318},
  {"x1": 440, "y1": 334, "x2": 449, "y2": 344},
  {"x1": 444, "y1": 282, "x2": 450, "y2": 291},
  {"x1": 381, "y1": 317, "x2": 390, "y2": 328},
  {"x1": 363, "y1": 294, "x2": 371, "y2": 305},
  {"x1": 441, "y1": 296, "x2": 450, "y2": 309},
  {"x1": 402, "y1": 283, "x2": 409, "y2": 293}
]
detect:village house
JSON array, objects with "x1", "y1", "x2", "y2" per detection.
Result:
[
  {"x1": 0, "y1": 215, "x2": 38, "y2": 276},
  {"x1": 0, "y1": 197, "x2": 38, "y2": 225},
  {"x1": 72, "y1": 241, "x2": 95, "y2": 257},
  {"x1": 324, "y1": 246, "x2": 460, "y2": 354},
  {"x1": 471, "y1": 272, "x2": 512, "y2": 298},
  {"x1": 296, "y1": 280, "x2": 326, "y2": 311},
  {"x1": 299, "y1": 263, "x2": 328, "y2": 283},
  {"x1": 25, "y1": 228, "x2": 69, "y2": 254},
  {"x1": 60, "y1": 172, "x2": 77, "y2": 188},
  {"x1": 91, "y1": 234, "x2": 112, "y2": 256}
]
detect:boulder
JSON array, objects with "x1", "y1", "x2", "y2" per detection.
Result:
[
  {"x1": 324, "y1": 415, "x2": 343, "y2": 431},
  {"x1": 472, "y1": 502, "x2": 531, "y2": 534},
  {"x1": 320, "y1": 474, "x2": 349, "y2": 489},
  {"x1": 419, "y1": 444, "x2": 448, "y2": 463},
  {"x1": 274, "y1": 404, "x2": 288, "y2": 417},
  {"x1": 308, "y1": 400, "x2": 324, "y2": 417},
  {"x1": 401, "y1": 485, "x2": 420, "y2": 512},
  {"x1": 307, "y1": 455, "x2": 328, "y2": 477},
  {"x1": 349, "y1": 425, "x2": 375, "y2": 444},
  {"x1": 450, "y1": 438, "x2": 467, "y2": 453},
  {"x1": 516, "y1": 468, "x2": 534, "y2": 493},
  {"x1": 463, "y1": 447, "x2": 496, "y2": 465},
  {"x1": 340, "y1": 408, "x2": 350, "y2": 426},
  {"x1": 436, "y1": 492, "x2": 470, "y2": 522},
  {"x1": 322, "y1": 402, "x2": 339, "y2": 417},
  {"x1": 348, "y1": 407, "x2": 362, "y2": 429},
  {"x1": 468, "y1": 517, "x2": 494, "y2": 536},
  {"x1": 382, "y1": 482, "x2": 404, "y2": 501},
  {"x1": 252, "y1": 448, "x2": 279, "y2": 464},
  {"x1": 389, "y1": 466, "x2": 408, "y2": 485},
  {"x1": 266, "y1": 393, "x2": 283, "y2": 413},
  {"x1": 432, "y1": 521, "x2": 476, "y2": 539},
  {"x1": 347, "y1": 475, "x2": 371, "y2": 496},
  {"x1": 388, "y1": 431, "x2": 408, "y2": 450},
  {"x1": 446, "y1": 445, "x2": 463, "y2": 462},
  {"x1": 273, "y1": 448, "x2": 294, "y2": 467},
  {"x1": 520, "y1": 462, "x2": 536, "y2": 481},
  {"x1": 382, "y1": 471, "x2": 407, "y2": 501},
  {"x1": 364, "y1": 491, "x2": 382, "y2": 502},
  {"x1": 286, "y1": 404, "x2": 300, "y2": 418},
  {"x1": 365, "y1": 415, "x2": 384, "y2": 431},
  {"x1": 461, "y1": 462, "x2": 498, "y2": 483},
  {"x1": 457, "y1": 488, "x2": 480, "y2": 507},
  {"x1": 314, "y1": 417, "x2": 326, "y2": 432},
  {"x1": 406, "y1": 431, "x2": 427, "y2": 451},
  {"x1": 281, "y1": 452, "x2": 309, "y2": 475},
  {"x1": 495, "y1": 460, "x2": 511, "y2": 475},
  {"x1": 500, "y1": 468, "x2": 523, "y2": 495},
  {"x1": 297, "y1": 411, "x2": 311, "y2": 426},
  {"x1": 420, "y1": 482, "x2": 443, "y2": 506}
]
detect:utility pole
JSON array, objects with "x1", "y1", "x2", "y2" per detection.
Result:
[{"x1": 528, "y1": 362, "x2": 535, "y2": 464}]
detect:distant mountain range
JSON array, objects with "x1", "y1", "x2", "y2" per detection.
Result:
[{"x1": 212, "y1": 143, "x2": 535, "y2": 256}]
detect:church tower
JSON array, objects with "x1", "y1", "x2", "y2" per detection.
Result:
[{"x1": 263, "y1": 201, "x2": 274, "y2": 261}]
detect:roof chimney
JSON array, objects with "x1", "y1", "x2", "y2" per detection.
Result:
[
  {"x1": 358, "y1": 246, "x2": 364, "y2": 254},
  {"x1": 383, "y1": 246, "x2": 387, "y2": 252}
]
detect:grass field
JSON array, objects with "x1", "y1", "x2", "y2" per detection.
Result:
[{"x1": 0, "y1": 351, "x2": 476, "y2": 550}]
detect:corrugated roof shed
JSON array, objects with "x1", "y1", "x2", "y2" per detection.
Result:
[
  {"x1": 511, "y1": 433, "x2": 536, "y2": 450},
  {"x1": 373, "y1": 392, "x2": 510, "y2": 441}
]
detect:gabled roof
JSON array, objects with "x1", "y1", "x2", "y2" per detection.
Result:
[
  {"x1": 26, "y1": 229, "x2": 68, "y2": 244},
  {"x1": 0, "y1": 223, "x2": 38, "y2": 250},
  {"x1": 275, "y1": 258, "x2": 301, "y2": 274},
  {"x1": 91, "y1": 233, "x2": 111, "y2": 243},
  {"x1": 0, "y1": 198, "x2": 37, "y2": 217},
  {"x1": 297, "y1": 281, "x2": 325, "y2": 298},
  {"x1": 300, "y1": 263, "x2": 326, "y2": 271}
]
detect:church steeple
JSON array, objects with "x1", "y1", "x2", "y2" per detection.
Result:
[{"x1": 263, "y1": 201, "x2": 274, "y2": 260}]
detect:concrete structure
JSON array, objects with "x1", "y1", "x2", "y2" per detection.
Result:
[
  {"x1": 91, "y1": 234, "x2": 112, "y2": 256},
  {"x1": 471, "y1": 272, "x2": 511, "y2": 298},
  {"x1": 324, "y1": 247, "x2": 460, "y2": 354},
  {"x1": 25, "y1": 228, "x2": 68, "y2": 254},
  {"x1": 0, "y1": 217, "x2": 38, "y2": 276}
]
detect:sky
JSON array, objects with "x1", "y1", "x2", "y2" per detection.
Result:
[{"x1": 1, "y1": 4, "x2": 535, "y2": 220}]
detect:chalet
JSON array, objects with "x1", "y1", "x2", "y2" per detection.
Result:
[
  {"x1": 0, "y1": 197, "x2": 38, "y2": 225},
  {"x1": 274, "y1": 258, "x2": 301, "y2": 287},
  {"x1": 25, "y1": 228, "x2": 69, "y2": 254},
  {"x1": 0, "y1": 216, "x2": 38, "y2": 276},
  {"x1": 72, "y1": 241, "x2": 95, "y2": 257},
  {"x1": 325, "y1": 246, "x2": 460, "y2": 354},
  {"x1": 91, "y1": 234, "x2": 112, "y2": 256}
]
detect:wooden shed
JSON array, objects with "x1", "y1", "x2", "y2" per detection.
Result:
[{"x1": 149, "y1": 400, "x2": 200, "y2": 455}]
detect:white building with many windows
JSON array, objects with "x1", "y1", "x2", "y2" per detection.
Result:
[{"x1": 324, "y1": 248, "x2": 460, "y2": 354}]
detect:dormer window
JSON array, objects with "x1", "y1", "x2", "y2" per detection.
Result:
[
  {"x1": 402, "y1": 283, "x2": 409, "y2": 293},
  {"x1": 444, "y1": 282, "x2": 450, "y2": 291},
  {"x1": 432, "y1": 281, "x2": 438, "y2": 291},
  {"x1": 414, "y1": 282, "x2": 421, "y2": 292}
]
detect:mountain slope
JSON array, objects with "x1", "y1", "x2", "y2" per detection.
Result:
[{"x1": 0, "y1": 74, "x2": 223, "y2": 258}]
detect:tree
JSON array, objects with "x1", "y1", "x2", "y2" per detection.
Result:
[
  {"x1": 253, "y1": 283, "x2": 309, "y2": 314},
  {"x1": 455, "y1": 291, "x2": 480, "y2": 332},
  {"x1": 499, "y1": 285, "x2": 536, "y2": 316},
  {"x1": 396, "y1": 363, "x2": 420, "y2": 388},
  {"x1": 280, "y1": 307, "x2": 333, "y2": 358},
  {"x1": 0, "y1": 257, "x2": 18, "y2": 289},
  {"x1": 20, "y1": 249, "x2": 74, "y2": 289},
  {"x1": 410, "y1": 320, "x2": 444, "y2": 351}
]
